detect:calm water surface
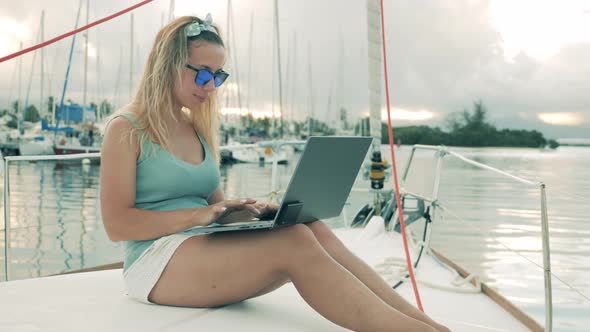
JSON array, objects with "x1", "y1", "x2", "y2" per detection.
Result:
[{"x1": 0, "y1": 145, "x2": 588, "y2": 331}]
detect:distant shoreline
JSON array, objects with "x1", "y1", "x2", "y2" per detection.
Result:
[{"x1": 556, "y1": 139, "x2": 590, "y2": 147}]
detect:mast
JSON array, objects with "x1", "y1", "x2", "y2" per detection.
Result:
[
  {"x1": 228, "y1": 0, "x2": 242, "y2": 112},
  {"x1": 246, "y1": 11, "x2": 254, "y2": 113},
  {"x1": 284, "y1": 31, "x2": 291, "y2": 128},
  {"x1": 271, "y1": 6, "x2": 276, "y2": 134},
  {"x1": 113, "y1": 47, "x2": 123, "y2": 109},
  {"x1": 168, "y1": 0, "x2": 175, "y2": 22},
  {"x1": 6, "y1": 56, "x2": 17, "y2": 112},
  {"x1": 17, "y1": 42, "x2": 22, "y2": 133},
  {"x1": 224, "y1": 0, "x2": 231, "y2": 124},
  {"x1": 96, "y1": 38, "x2": 101, "y2": 121},
  {"x1": 273, "y1": 0, "x2": 284, "y2": 138},
  {"x1": 23, "y1": 22, "x2": 43, "y2": 133},
  {"x1": 82, "y1": 0, "x2": 89, "y2": 123},
  {"x1": 40, "y1": 10, "x2": 45, "y2": 119},
  {"x1": 53, "y1": 0, "x2": 84, "y2": 143},
  {"x1": 326, "y1": 85, "x2": 333, "y2": 128},
  {"x1": 307, "y1": 42, "x2": 313, "y2": 138},
  {"x1": 49, "y1": 47, "x2": 60, "y2": 125},
  {"x1": 129, "y1": 13, "x2": 134, "y2": 101},
  {"x1": 222, "y1": 0, "x2": 243, "y2": 130},
  {"x1": 291, "y1": 32, "x2": 297, "y2": 132},
  {"x1": 336, "y1": 29, "x2": 345, "y2": 132},
  {"x1": 366, "y1": 0, "x2": 382, "y2": 148}
]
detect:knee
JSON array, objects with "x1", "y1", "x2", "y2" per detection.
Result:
[
  {"x1": 282, "y1": 224, "x2": 317, "y2": 246},
  {"x1": 279, "y1": 224, "x2": 326, "y2": 271},
  {"x1": 279, "y1": 224, "x2": 329, "y2": 258},
  {"x1": 306, "y1": 220, "x2": 344, "y2": 253}
]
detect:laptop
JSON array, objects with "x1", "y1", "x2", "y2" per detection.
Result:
[{"x1": 186, "y1": 136, "x2": 372, "y2": 235}]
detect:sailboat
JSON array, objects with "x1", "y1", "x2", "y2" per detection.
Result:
[
  {"x1": 51, "y1": 0, "x2": 101, "y2": 155},
  {"x1": 16, "y1": 11, "x2": 56, "y2": 156},
  {"x1": 228, "y1": 0, "x2": 297, "y2": 164},
  {"x1": 0, "y1": 1, "x2": 553, "y2": 331}
]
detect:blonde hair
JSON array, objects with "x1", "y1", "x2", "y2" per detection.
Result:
[{"x1": 115, "y1": 16, "x2": 224, "y2": 162}]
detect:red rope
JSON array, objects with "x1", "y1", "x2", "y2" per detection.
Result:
[
  {"x1": 378, "y1": 0, "x2": 424, "y2": 311},
  {"x1": 0, "y1": 0, "x2": 155, "y2": 64}
]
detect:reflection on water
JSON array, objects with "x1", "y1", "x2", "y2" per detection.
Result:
[
  {"x1": 0, "y1": 146, "x2": 588, "y2": 331},
  {"x1": 402, "y1": 146, "x2": 590, "y2": 332}
]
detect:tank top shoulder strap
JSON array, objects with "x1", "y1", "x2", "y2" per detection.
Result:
[
  {"x1": 105, "y1": 113, "x2": 152, "y2": 164},
  {"x1": 109, "y1": 112, "x2": 139, "y2": 128}
]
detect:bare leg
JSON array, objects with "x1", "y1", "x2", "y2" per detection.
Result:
[
  {"x1": 149, "y1": 224, "x2": 436, "y2": 332},
  {"x1": 306, "y1": 221, "x2": 451, "y2": 332}
]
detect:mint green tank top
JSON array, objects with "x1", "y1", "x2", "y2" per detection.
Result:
[{"x1": 112, "y1": 114, "x2": 220, "y2": 271}]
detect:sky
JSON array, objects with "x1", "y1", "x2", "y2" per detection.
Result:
[{"x1": 0, "y1": 0, "x2": 589, "y2": 139}]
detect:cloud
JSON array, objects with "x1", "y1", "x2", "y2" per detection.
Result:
[
  {"x1": 0, "y1": 0, "x2": 588, "y2": 139},
  {"x1": 538, "y1": 112, "x2": 587, "y2": 126}
]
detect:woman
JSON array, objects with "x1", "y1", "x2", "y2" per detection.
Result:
[{"x1": 100, "y1": 14, "x2": 450, "y2": 332}]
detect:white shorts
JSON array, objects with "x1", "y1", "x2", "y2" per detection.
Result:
[{"x1": 123, "y1": 232, "x2": 201, "y2": 304}]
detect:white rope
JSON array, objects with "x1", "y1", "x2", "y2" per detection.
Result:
[
  {"x1": 373, "y1": 225, "x2": 482, "y2": 294},
  {"x1": 374, "y1": 251, "x2": 482, "y2": 294}
]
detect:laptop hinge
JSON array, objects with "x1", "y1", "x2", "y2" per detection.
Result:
[{"x1": 274, "y1": 201, "x2": 304, "y2": 227}]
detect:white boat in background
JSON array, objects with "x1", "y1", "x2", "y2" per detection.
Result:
[
  {"x1": 231, "y1": 145, "x2": 292, "y2": 164},
  {"x1": 17, "y1": 125, "x2": 55, "y2": 156},
  {"x1": 16, "y1": 123, "x2": 55, "y2": 156},
  {"x1": 18, "y1": 137, "x2": 54, "y2": 156},
  {"x1": 223, "y1": 141, "x2": 302, "y2": 164}
]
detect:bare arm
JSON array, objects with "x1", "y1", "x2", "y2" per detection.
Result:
[
  {"x1": 100, "y1": 117, "x2": 258, "y2": 242},
  {"x1": 207, "y1": 186, "x2": 225, "y2": 205}
]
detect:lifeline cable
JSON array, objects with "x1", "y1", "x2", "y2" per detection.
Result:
[
  {"x1": 0, "y1": 0, "x2": 154, "y2": 64},
  {"x1": 378, "y1": 0, "x2": 424, "y2": 311}
]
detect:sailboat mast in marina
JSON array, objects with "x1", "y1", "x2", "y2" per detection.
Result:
[
  {"x1": 129, "y1": 12, "x2": 134, "y2": 101},
  {"x1": 82, "y1": 0, "x2": 89, "y2": 124},
  {"x1": 273, "y1": 0, "x2": 284, "y2": 138},
  {"x1": 307, "y1": 42, "x2": 313, "y2": 138},
  {"x1": 17, "y1": 42, "x2": 23, "y2": 134},
  {"x1": 222, "y1": 0, "x2": 244, "y2": 132},
  {"x1": 246, "y1": 11, "x2": 254, "y2": 114},
  {"x1": 366, "y1": 0, "x2": 383, "y2": 149},
  {"x1": 40, "y1": 10, "x2": 45, "y2": 122}
]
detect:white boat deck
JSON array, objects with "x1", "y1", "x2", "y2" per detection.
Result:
[{"x1": 0, "y1": 218, "x2": 535, "y2": 331}]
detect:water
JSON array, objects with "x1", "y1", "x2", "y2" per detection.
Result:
[{"x1": 0, "y1": 146, "x2": 588, "y2": 331}]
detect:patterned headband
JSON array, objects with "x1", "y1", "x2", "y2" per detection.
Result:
[{"x1": 185, "y1": 13, "x2": 218, "y2": 37}]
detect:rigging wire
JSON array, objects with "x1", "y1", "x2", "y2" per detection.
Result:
[
  {"x1": 378, "y1": 0, "x2": 424, "y2": 311},
  {"x1": 0, "y1": 0, "x2": 155, "y2": 64}
]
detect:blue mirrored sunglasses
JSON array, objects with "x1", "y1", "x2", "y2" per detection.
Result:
[{"x1": 185, "y1": 64, "x2": 229, "y2": 88}]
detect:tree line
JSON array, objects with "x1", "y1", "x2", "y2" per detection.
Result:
[{"x1": 369, "y1": 101, "x2": 559, "y2": 148}]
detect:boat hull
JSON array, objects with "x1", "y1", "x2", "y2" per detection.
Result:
[
  {"x1": 19, "y1": 141, "x2": 55, "y2": 156},
  {"x1": 53, "y1": 145, "x2": 101, "y2": 155}
]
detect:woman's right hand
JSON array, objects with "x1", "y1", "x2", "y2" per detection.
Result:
[{"x1": 203, "y1": 198, "x2": 260, "y2": 225}]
